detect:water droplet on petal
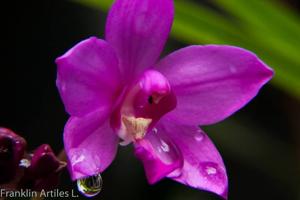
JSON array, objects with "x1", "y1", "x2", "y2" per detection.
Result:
[
  {"x1": 146, "y1": 129, "x2": 180, "y2": 165},
  {"x1": 77, "y1": 173, "x2": 103, "y2": 197},
  {"x1": 198, "y1": 162, "x2": 227, "y2": 189},
  {"x1": 159, "y1": 139, "x2": 170, "y2": 152},
  {"x1": 199, "y1": 162, "x2": 219, "y2": 177},
  {"x1": 194, "y1": 130, "x2": 204, "y2": 142},
  {"x1": 19, "y1": 158, "x2": 31, "y2": 168},
  {"x1": 167, "y1": 168, "x2": 182, "y2": 178},
  {"x1": 152, "y1": 128, "x2": 158, "y2": 134},
  {"x1": 206, "y1": 166, "x2": 217, "y2": 175},
  {"x1": 199, "y1": 161, "x2": 227, "y2": 183}
]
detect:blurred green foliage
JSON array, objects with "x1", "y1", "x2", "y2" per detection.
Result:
[{"x1": 72, "y1": 0, "x2": 300, "y2": 100}]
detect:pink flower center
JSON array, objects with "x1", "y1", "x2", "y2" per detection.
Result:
[{"x1": 111, "y1": 70, "x2": 177, "y2": 145}]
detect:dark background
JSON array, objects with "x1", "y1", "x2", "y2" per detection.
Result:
[{"x1": 2, "y1": 0, "x2": 300, "y2": 199}]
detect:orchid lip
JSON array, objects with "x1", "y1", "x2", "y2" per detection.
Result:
[{"x1": 112, "y1": 70, "x2": 177, "y2": 145}]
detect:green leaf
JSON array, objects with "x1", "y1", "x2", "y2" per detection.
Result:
[
  {"x1": 72, "y1": 0, "x2": 113, "y2": 10},
  {"x1": 214, "y1": 0, "x2": 300, "y2": 75}
]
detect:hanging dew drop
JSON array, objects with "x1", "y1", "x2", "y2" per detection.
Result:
[{"x1": 77, "y1": 173, "x2": 103, "y2": 197}]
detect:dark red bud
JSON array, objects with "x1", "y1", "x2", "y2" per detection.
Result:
[
  {"x1": 0, "y1": 128, "x2": 26, "y2": 184},
  {"x1": 29, "y1": 144, "x2": 60, "y2": 178},
  {"x1": 19, "y1": 144, "x2": 66, "y2": 191}
]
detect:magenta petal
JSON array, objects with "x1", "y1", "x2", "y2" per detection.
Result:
[
  {"x1": 156, "y1": 45, "x2": 274, "y2": 125},
  {"x1": 64, "y1": 109, "x2": 118, "y2": 180},
  {"x1": 105, "y1": 0, "x2": 174, "y2": 80},
  {"x1": 134, "y1": 129, "x2": 182, "y2": 184},
  {"x1": 156, "y1": 119, "x2": 228, "y2": 199},
  {"x1": 56, "y1": 37, "x2": 122, "y2": 117}
]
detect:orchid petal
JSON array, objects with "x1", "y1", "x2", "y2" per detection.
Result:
[
  {"x1": 64, "y1": 109, "x2": 118, "y2": 180},
  {"x1": 56, "y1": 37, "x2": 122, "y2": 117},
  {"x1": 156, "y1": 45, "x2": 274, "y2": 125},
  {"x1": 128, "y1": 70, "x2": 177, "y2": 123},
  {"x1": 134, "y1": 128, "x2": 183, "y2": 184},
  {"x1": 157, "y1": 119, "x2": 228, "y2": 199},
  {"x1": 105, "y1": 0, "x2": 174, "y2": 80}
]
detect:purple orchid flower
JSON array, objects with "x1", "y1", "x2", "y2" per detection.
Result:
[{"x1": 56, "y1": 0, "x2": 273, "y2": 198}]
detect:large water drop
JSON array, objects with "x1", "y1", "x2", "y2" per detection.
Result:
[{"x1": 77, "y1": 173, "x2": 103, "y2": 197}]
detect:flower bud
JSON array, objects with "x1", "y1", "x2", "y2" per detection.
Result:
[
  {"x1": 19, "y1": 144, "x2": 66, "y2": 191},
  {"x1": 29, "y1": 144, "x2": 60, "y2": 178},
  {"x1": 0, "y1": 128, "x2": 26, "y2": 183}
]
